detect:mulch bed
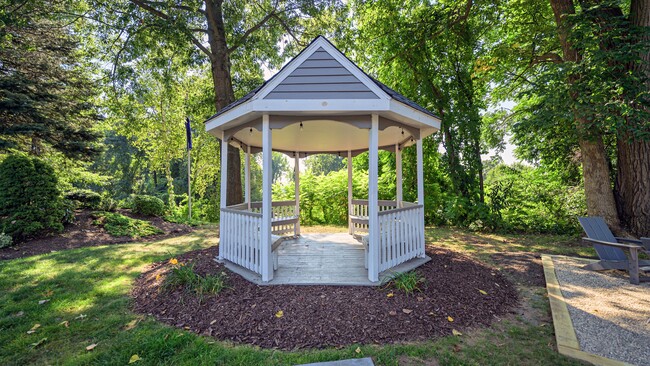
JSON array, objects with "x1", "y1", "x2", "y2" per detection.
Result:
[
  {"x1": 132, "y1": 246, "x2": 519, "y2": 350},
  {"x1": 0, "y1": 209, "x2": 192, "y2": 261}
]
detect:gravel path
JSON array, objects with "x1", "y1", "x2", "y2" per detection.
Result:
[{"x1": 552, "y1": 257, "x2": 650, "y2": 366}]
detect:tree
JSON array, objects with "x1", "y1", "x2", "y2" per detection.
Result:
[
  {"x1": 89, "y1": 0, "x2": 338, "y2": 206},
  {"x1": 614, "y1": 0, "x2": 650, "y2": 236},
  {"x1": 0, "y1": 0, "x2": 100, "y2": 160},
  {"x1": 305, "y1": 154, "x2": 345, "y2": 176},
  {"x1": 548, "y1": 0, "x2": 621, "y2": 229},
  {"x1": 349, "y1": 0, "x2": 488, "y2": 207},
  {"x1": 271, "y1": 152, "x2": 290, "y2": 183}
]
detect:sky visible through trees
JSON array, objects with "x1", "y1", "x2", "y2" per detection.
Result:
[{"x1": 1, "y1": 0, "x2": 648, "y2": 237}]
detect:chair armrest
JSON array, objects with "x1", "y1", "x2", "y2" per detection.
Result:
[
  {"x1": 582, "y1": 237, "x2": 643, "y2": 249},
  {"x1": 641, "y1": 237, "x2": 650, "y2": 251},
  {"x1": 615, "y1": 237, "x2": 642, "y2": 245}
]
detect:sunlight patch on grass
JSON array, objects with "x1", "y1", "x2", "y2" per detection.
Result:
[{"x1": 0, "y1": 227, "x2": 587, "y2": 366}]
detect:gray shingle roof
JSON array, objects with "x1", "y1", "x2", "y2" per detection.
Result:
[{"x1": 205, "y1": 36, "x2": 440, "y2": 122}]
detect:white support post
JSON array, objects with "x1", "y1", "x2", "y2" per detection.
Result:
[
  {"x1": 416, "y1": 135, "x2": 425, "y2": 258},
  {"x1": 347, "y1": 150, "x2": 353, "y2": 235},
  {"x1": 294, "y1": 151, "x2": 300, "y2": 237},
  {"x1": 396, "y1": 143, "x2": 402, "y2": 208},
  {"x1": 219, "y1": 131, "x2": 228, "y2": 260},
  {"x1": 368, "y1": 114, "x2": 380, "y2": 282},
  {"x1": 261, "y1": 114, "x2": 273, "y2": 282},
  {"x1": 245, "y1": 145, "x2": 251, "y2": 210}
]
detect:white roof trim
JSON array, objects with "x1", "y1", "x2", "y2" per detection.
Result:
[{"x1": 253, "y1": 37, "x2": 391, "y2": 101}]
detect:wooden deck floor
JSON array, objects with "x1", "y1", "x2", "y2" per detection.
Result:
[{"x1": 223, "y1": 233, "x2": 430, "y2": 286}]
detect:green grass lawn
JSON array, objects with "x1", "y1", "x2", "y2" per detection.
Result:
[{"x1": 0, "y1": 227, "x2": 590, "y2": 365}]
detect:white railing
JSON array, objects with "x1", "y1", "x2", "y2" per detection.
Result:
[
  {"x1": 220, "y1": 207, "x2": 263, "y2": 275},
  {"x1": 377, "y1": 204, "x2": 425, "y2": 272},
  {"x1": 229, "y1": 201, "x2": 299, "y2": 236},
  {"x1": 350, "y1": 199, "x2": 398, "y2": 234}
]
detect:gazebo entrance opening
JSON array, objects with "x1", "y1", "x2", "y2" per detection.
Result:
[{"x1": 205, "y1": 36, "x2": 440, "y2": 284}]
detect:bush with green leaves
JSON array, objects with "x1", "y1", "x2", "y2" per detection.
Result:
[
  {"x1": 65, "y1": 189, "x2": 102, "y2": 209},
  {"x1": 0, "y1": 232, "x2": 12, "y2": 248},
  {"x1": 132, "y1": 195, "x2": 166, "y2": 216},
  {"x1": 91, "y1": 211, "x2": 162, "y2": 238},
  {"x1": 0, "y1": 155, "x2": 64, "y2": 240}
]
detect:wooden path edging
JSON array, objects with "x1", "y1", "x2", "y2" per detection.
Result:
[{"x1": 541, "y1": 255, "x2": 634, "y2": 366}]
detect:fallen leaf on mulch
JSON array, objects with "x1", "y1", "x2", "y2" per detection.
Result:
[
  {"x1": 387, "y1": 292, "x2": 394, "y2": 298},
  {"x1": 275, "y1": 310, "x2": 284, "y2": 318},
  {"x1": 27, "y1": 324, "x2": 40, "y2": 334},
  {"x1": 86, "y1": 343, "x2": 97, "y2": 351},
  {"x1": 155, "y1": 274, "x2": 162, "y2": 281},
  {"x1": 417, "y1": 296, "x2": 424, "y2": 302},
  {"x1": 355, "y1": 347, "x2": 361, "y2": 354},
  {"x1": 169, "y1": 258, "x2": 178, "y2": 265},
  {"x1": 402, "y1": 309, "x2": 413, "y2": 314},
  {"x1": 31, "y1": 338, "x2": 47, "y2": 348},
  {"x1": 129, "y1": 354, "x2": 141, "y2": 363},
  {"x1": 479, "y1": 289, "x2": 488, "y2": 295},
  {"x1": 452, "y1": 329, "x2": 462, "y2": 336},
  {"x1": 389, "y1": 310, "x2": 397, "y2": 316},
  {"x1": 60, "y1": 320, "x2": 69, "y2": 328},
  {"x1": 38, "y1": 299, "x2": 49, "y2": 305},
  {"x1": 210, "y1": 320, "x2": 217, "y2": 325},
  {"x1": 447, "y1": 316, "x2": 454, "y2": 322}
]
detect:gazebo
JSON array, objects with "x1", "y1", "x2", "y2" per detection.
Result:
[{"x1": 205, "y1": 36, "x2": 440, "y2": 284}]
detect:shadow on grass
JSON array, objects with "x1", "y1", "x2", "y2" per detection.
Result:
[{"x1": 0, "y1": 227, "x2": 587, "y2": 366}]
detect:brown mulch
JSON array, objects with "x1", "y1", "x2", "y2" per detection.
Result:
[
  {"x1": 490, "y1": 252, "x2": 546, "y2": 287},
  {"x1": 131, "y1": 246, "x2": 518, "y2": 350},
  {"x1": 0, "y1": 209, "x2": 192, "y2": 261}
]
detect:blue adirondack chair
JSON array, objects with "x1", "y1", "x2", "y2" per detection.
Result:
[{"x1": 578, "y1": 217, "x2": 650, "y2": 285}]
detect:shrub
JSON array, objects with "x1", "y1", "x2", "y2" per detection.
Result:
[
  {"x1": 0, "y1": 232, "x2": 12, "y2": 248},
  {"x1": 388, "y1": 271, "x2": 425, "y2": 294},
  {"x1": 65, "y1": 189, "x2": 102, "y2": 209},
  {"x1": 132, "y1": 195, "x2": 166, "y2": 217},
  {"x1": 99, "y1": 192, "x2": 118, "y2": 212},
  {"x1": 92, "y1": 211, "x2": 162, "y2": 238},
  {"x1": 0, "y1": 155, "x2": 64, "y2": 240},
  {"x1": 61, "y1": 199, "x2": 77, "y2": 224},
  {"x1": 163, "y1": 261, "x2": 229, "y2": 300}
]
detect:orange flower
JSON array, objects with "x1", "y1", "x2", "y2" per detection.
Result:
[{"x1": 169, "y1": 258, "x2": 178, "y2": 265}]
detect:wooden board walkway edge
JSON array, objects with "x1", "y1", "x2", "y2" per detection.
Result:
[{"x1": 541, "y1": 255, "x2": 634, "y2": 366}]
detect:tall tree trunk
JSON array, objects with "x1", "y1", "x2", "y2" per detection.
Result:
[
  {"x1": 205, "y1": 0, "x2": 242, "y2": 206},
  {"x1": 616, "y1": 0, "x2": 650, "y2": 236},
  {"x1": 549, "y1": 0, "x2": 621, "y2": 229}
]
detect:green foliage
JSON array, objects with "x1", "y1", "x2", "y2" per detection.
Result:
[
  {"x1": 388, "y1": 271, "x2": 425, "y2": 295},
  {"x1": 65, "y1": 189, "x2": 102, "y2": 209},
  {"x1": 484, "y1": 164, "x2": 585, "y2": 234},
  {"x1": 99, "y1": 192, "x2": 119, "y2": 212},
  {"x1": 0, "y1": 232, "x2": 12, "y2": 248},
  {"x1": 132, "y1": 195, "x2": 166, "y2": 217},
  {"x1": 163, "y1": 263, "x2": 229, "y2": 300},
  {"x1": 91, "y1": 211, "x2": 162, "y2": 238},
  {"x1": 0, "y1": 1, "x2": 101, "y2": 159},
  {"x1": 61, "y1": 199, "x2": 77, "y2": 225},
  {"x1": 305, "y1": 154, "x2": 346, "y2": 176},
  {"x1": 0, "y1": 155, "x2": 64, "y2": 240}
]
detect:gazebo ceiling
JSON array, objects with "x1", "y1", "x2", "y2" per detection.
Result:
[{"x1": 204, "y1": 36, "x2": 440, "y2": 156}]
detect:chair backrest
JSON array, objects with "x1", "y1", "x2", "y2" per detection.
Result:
[{"x1": 578, "y1": 217, "x2": 627, "y2": 260}]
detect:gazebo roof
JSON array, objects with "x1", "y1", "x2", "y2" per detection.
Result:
[{"x1": 205, "y1": 36, "x2": 440, "y2": 156}]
